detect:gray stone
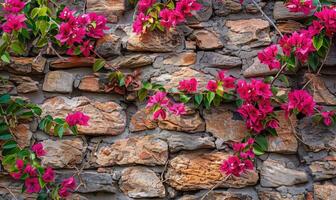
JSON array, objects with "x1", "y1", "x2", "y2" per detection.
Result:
[
  {"x1": 9, "y1": 75, "x2": 39, "y2": 93},
  {"x1": 260, "y1": 158, "x2": 308, "y2": 187},
  {"x1": 186, "y1": 0, "x2": 212, "y2": 23},
  {"x1": 106, "y1": 54, "x2": 153, "y2": 69},
  {"x1": 95, "y1": 34, "x2": 121, "y2": 58},
  {"x1": 119, "y1": 167, "x2": 165, "y2": 198},
  {"x1": 212, "y1": 0, "x2": 242, "y2": 16},
  {"x1": 243, "y1": 57, "x2": 278, "y2": 78},
  {"x1": 310, "y1": 160, "x2": 336, "y2": 181},
  {"x1": 42, "y1": 71, "x2": 74, "y2": 93},
  {"x1": 273, "y1": 1, "x2": 312, "y2": 20},
  {"x1": 198, "y1": 52, "x2": 242, "y2": 68}
]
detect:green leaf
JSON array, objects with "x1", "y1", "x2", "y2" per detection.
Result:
[
  {"x1": 313, "y1": 34, "x2": 324, "y2": 51},
  {"x1": 255, "y1": 135, "x2": 268, "y2": 151},
  {"x1": 194, "y1": 94, "x2": 203, "y2": 106},
  {"x1": 0, "y1": 132, "x2": 12, "y2": 140},
  {"x1": 308, "y1": 53, "x2": 319, "y2": 72},
  {"x1": 0, "y1": 94, "x2": 10, "y2": 104},
  {"x1": 1, "y1": 52, "x2": 11, "y2": 63},
  {"x1": 213, "y1": 95, "x2": 222, "y2": 106},
  {"x1": 137, "y1": 88, "x2": 148, "y2": 101},
  {"x1": 142, "y1": 82, "x2": 152, "y2": 90},
  {"x1": 3, "y1": 140, "x2": 17, "y2": 149},
  {"x1": 267, "y1": 128, "x2": 278, "y2": 137},
  {"x1": 236, "y1": 99, "x2": 243, "y2": 107},
  {"x1": 279, "y1": 74, "x2": 290, "y2": 87},
  {"x1": 2, "y1": 154, "x2": 16, "y2": 165},
  {"x1": 179, "y1": 94, "x2": 191, "y2": 103},
  {"x1": 253, "y1": 145, "x2": 265, "y2": 156},
  {"x1": 10, "y1": 41, "x2": 25, "y2": 55},
  {"x1": 93, "y1": 59, "x2": 106, "y2": 72}
]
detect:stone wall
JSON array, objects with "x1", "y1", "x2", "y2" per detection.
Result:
[{"x1": 1, "y1": 0, "x2": 336, "y2": 199}]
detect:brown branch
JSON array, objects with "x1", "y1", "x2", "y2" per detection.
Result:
[
  {"x1": 48, "y1": 42, "x2": 65, "y2": 60},
  {"x1": 0, "y1": 184, "x2": 18, "y2": 200},
  {"x1": 200, "y1": 175, "x2": 231, "y2": 200},
  {"x1": 271, "y1": 63, "x2": 287, "y2": 85}
]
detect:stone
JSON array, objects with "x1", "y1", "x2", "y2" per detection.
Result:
[
  {"x1": 297, "y1": 117, "x2": 336, "y2": 151},
  {"x1": 305, "y1": 73, "x2": 336, "y2": 105},
  {"x1": 94, "y1": 135, "x2": 168, "y2": 166},
  {"x1": 186, "y1": 40, "x2": 196, "y2": 50},
  {"x1": 87, "y1": 0, "x2": 125, "y2": 23},
  {"x1": 326, "y1": 42, "x2": 336, "y2": 67},
  {"x1": 129, "y1": 108, "x2": 158, "y2": 132},
  {"x1": 42, "y1": 71, "x2": 74, "y2": 93},
  {"x1": 309, "y1": 160, "x2": 336, "y2": 181},
  {"x1": 260, "y1": 158, "x2": 308, "y2": 187},
  {"x1": 314, "y1": 183, "x2": 336, "y2": 200},
  {"x1": 165, "y1": 152, "x2": 259, "y2": 191},
  {"x1": 226, "y1": 19, "x2": 271, "y2": 47},
  {"x1": 199, "y1": 52, "x2": 242, "y2": 68},
  {"x1": 243, "y1": 57, "x2": 278, "y2": 78},
  {"x1": 277, "y1": 20, "x2": 304, "y2": 34},
  {"x1": 192, "y1": 30, "x2": 223, "y2": 50},
  {"x1": 95, "y1": 34, "x2": 121, "y2": 58},
  {"x1": 9, "y1": 124, "x2": 32, "y2": 148},
  {"x1": 0, "y1": 80, "x2": 15, "y2": 95},
  {"x1": 50, "y1": 57, "x2": 95, "y2": 69},
  {"x1": 78, "y1": 75, "x2": 103, "y2": 93},
  {"x1": 151, "y1": 67, "x2": 214, "y2": 92},
  {"x1": 203, "y1": 106, "x2": 246, "y2": 142},
  {"x1": 56, "y1": 171, "x2": 117, "y2": 193},
  {"x1": 40, "y1": 137, "x2": 86, "y2": 168},
  {"x1": 179, "y1": 191, "x2": 255, "y2": 200},
  {"x1": 163, "y1": 52, "x2": 197, "y2": 66},
  {"x1": 273, "y1": 1, "x2": 312, "y2": 20},
  {"x1": 119, "y1": 167, "x2": 166, "y2": 198},
  {"x1": 9, "y1": 75, "x2": 39, "y2": 93},
  {"x1": 3, "y1": 57, "x2": 46, "y2": 74},
  {"x1": 258, "y1": 190, "x2": 305, "y2": 200},
  {"x1": 158, "y1": 109, "x2": 205, "y2": 133},
  {"x1": 186, "y1": 0, "x2": 212, "y2": 23},
  {"x1": 267, "y1": 111, "x2": 298, "y2": 154},
  {"x1": 41, "y1": 96, "x2": 126, "y2": 135},
  {"x1": 213, "y1": 0, "x2": 242, "y2": 16},
  {"x1": 127, "y1": 30, "x2": 183, "y2": 52},
  {"x1": 0, "y1": 175, "x2": 37, "y2": 199},
  {"x1": 106, "y1": 54, "x2": 153, "y2": 69}
]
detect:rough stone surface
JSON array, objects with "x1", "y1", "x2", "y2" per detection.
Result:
[
  {"x1": 166, "y1": 152, "x2": 259, "y2": 191},
  {"x1": 243, "y1": 57, "x2": 278, "y2": 78},
  {"x1": 87, "y1": 0, "x2": 125, "y2": 22},
  {"x1": 107, "y1": 54, "x2": 153, "y2": 69},
  {"x1": 314, "y1": 183, "x2": 336, "y2": 200},
  {"x1": 41, "y1": 96, "x2": 126, "y2": 135},
  {"x1": 10, "y1": 124, "x2": 32, "y2": 148},
  {"x1": 277, "y1": 20, "x2": 304, "y2": 33},
  {"x1": 273, "y1": 1, "x2": 311, "y2": 20},
  {"x1": 94, "y1": 135, "x2": 168, "y2": 166},
  {"x1": 9, "y1": 75, "x2": 39, "y2": 93},
  {"x1": 213, "y1": 0, "x2": 242, "y2": 16},
  {"x1": 129, "y1": 108, "x2": 158, "y2": 132},
  {"x1": 41, "y1": 137, "x2": 86, "y2": 168},
  {"x1": 310, "y1": 160, "x2": 336, "y2": 181},
  {"x1": 43, "y1": 71, "x2": 74, "y2": 93},
  {"x1": 305, "y1": 73, "x2": 336, "y2": 105},
  {"x1": 225, "y1": 19, "x2": 271, "y2": 47},
  {"x1": 78, "y1": 75, "x2": 103, "y2": 93},
  {"x1": 192, "y1": 30, "x2": 223, "y2": 50},
  {"x1": 3, "y1": 57, "x2": 46, "y2": 74},
  {"x1": 179, "y1": 191, "x2": 255, "y2": 200},
  {"x1": 163, "y1": 52, "x2": 197, "y2": 66},
  {"x1": 199, "y1": 52, "x2": 242, "y2": 68},
  {"x1": 260, "y1": 158, "x2": 308, "y2": 187},
  {"x1": 127, "y1": 30, "x2": 183, "y2": 52},
  {"x1": 119, "y1": 167, "x2": 165, "y2": 198},
  {"x1": 95, "y1": 34, "x2": 121, "y2": 58},
  {"x1": 50, "y1": 57, "x2": 95, "y2": 69},
  {"x1": 203, "y1": 106, "x2": 246, "y2": 142},
  {"x1": 258, "y1": 190, "x2": 305, "y2": 200}
]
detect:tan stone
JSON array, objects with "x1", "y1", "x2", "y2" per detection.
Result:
[
  {"x1": 151, "y1": 67, "x2": 214, "y2": 92},
  {"x1": 226, "y1": 19, "x2": 271, "y2": 47},
  {"x1": 192, "y1": 30, "x2": 223, "y2": 50},
  {"x1": 179, "y1": 191, "x2": 255, "y2": 200},
  {"x1": 9, "y1": 75, "x2": 39, "y2": 93},
  {"x1": 267, "y1": 111, "x2": 298, "y2": 154},
  {"x1": 107, "y1": 54, "x2": 153, "y2": 69},
  {"x1": 203, "y1": 107, "x2": 246, "y2": 142},
  {"x1": 127, "y1": 30, "x2": 183, "y2": 52},
  {"x1": 50, "y1": 57, "x2": 95, "y2": 69},
  {"x1": 305, "y1": 73, "x2": 336, "y2": 105},
  {"x1": 10, "y1": 124, "x2": 32, "y2": 148},
  {"x1": 165, "y1": 152, "x2": 259, "y2": 191},
  {"x1": 78, "y1": 75, "x2": 103, "y2": 93},
  {"x1": 258, "y1": 190, "x2": 305, "y2": 200},
  {"x1": 273, "y1": 1, "x2": 312, "y2": 20},
  {"x1": 314, "y1": 183, "x2": 336, "y2": 200},
  {"x1": 95, "y1": 135, "x2": 168, "y2": 166},
  {"x1": 95, "y1": 34, "x2": 121, "y2": 57},
  {"x1": 310, "y1": 160, "x2": 336, "y2": 181},
  {"x1": 4, "y1": 57, "x2": 46, "y2": 74},
  {"x1": 41, "y1": 137, "x2": 86, "y2": 168},
  {"x1": 277, "y1": 20, "x2": 304, "y2": 34},
  {"x1": 43, "y1": 71, "x2": 74, "y2": 93},
  {"x1": 41, "y1": 96, "x2": 126, "y2": 135},
  {"x1": 119, "y1": 167, "x2": 166, "y2": 198},
  {"x1": 87, "y1": 0, "x2": 125, "y2": 23},
  {"x1": 243, "y1": 57, "x2": 278, "y2": 78},
  {"x1": 129, "y1": 108, "x2": 158, "y2": 132},
  {"x1": 163, "y1": 52, "x2": 197, "y2": 66}
]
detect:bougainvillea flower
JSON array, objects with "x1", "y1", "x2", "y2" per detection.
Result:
[
  {"x1": 25, "y1": 178, "x2": 41, "y2": 193},
  {"x1": 206, "y1": 80, "x2": 218, "y2": 92},
  {"x1": 219, "y1": 156, "x2": 253, "y2": 176},
  {"x1": 55, "y1": 22, "x2": 86, "y2": 46},
  {"x1": 59, "y1": 177, "x2": 76, "y2": 197},
  {"x1": 218, "y1": 71, "x2": 236, "y2": 89},
  {"x1": 178, "y1": 78, "x2": 198, "y2": 93},
  {"x1": 16, "y1": 159, "x2": 24, "y2": 170},
  {"x1": 176, "y1": 0, "x2": 202, "y2": 16},
  {"x1": 257, "y1": 45, "x2": 281, "y2": 70},
  {"x1": 86, "y1": 13, "x2": 109, "y2": 38},
  {"x1": 321, "y1": 111, "x2": 334, "y2": 126},
  {"x1": 153, "y1": 108, "x2": 167, "y2": 120},
  {"x1": 32, "y1": 143, "x2": 46, "y2": 157},
  {"x1": 2, "y1": 14, "x2": 26, "y2": 33},
  {"x1": 146, "y1": 91, "x2": 169, "y2": 108},
  {"x1": 65, "y1": 111, "x2": 90, "y2": 126},
  {"x1": 80, "y1": 40, "x2": 94, "y2": 57},
  {"x1": 281, "y1": 90, "x2": 315, "y2": 117},
  {"x1": 315, "y1": 7, "x2": 336, "y2": 36},
  {"x1": 59, "y1": 7, "x2": 76, "y2": 21},
  {"x1": 24, "y1": 165, "x2": 37, "y2": 177},
  {"x1": 42, "y1": 167, "x2": 55, "y2": 183},
  {"x1": 169, "y1": 103, "x2": 186, "y2": 115},
  {"x1": 159, "y1": 8, "x2": 185, "y2": 28},
  {"x1": 285, "y1": 0, "x2": 315, "y2": 15},
  {"x1": 133, "y1": 12, "x2": 149, "y2": 34},
  {"x1": 137, "y1": 0, "x2": 156, "y2": 13},
  {"x1": 10, "y1": 172, "x2": 22, "y2": 180},
  {"x1": 3, "y1": 0, "x2": 25, "y2": 13}
]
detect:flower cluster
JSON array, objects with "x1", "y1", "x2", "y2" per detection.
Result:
[
  {"x1": 206, "y1": 70, "x2": 236, "y2": 92},
  {"x1": 285, "y1": 0, "x2": 315, "y2": 15},
  {"x1": 55, "y1": 7, "x2": 109, "y2": 56},
  {"x1": 2, "y1": 0, "x2": 26, "y2": 33},
  {"x1": 237, "y1": 79, "x2": 278, "y2": 133},
  {"x1": 257, "y1": 45, "x2": 281, "y2": 70},
  {"x1": 315, "y1": 7, "x2": 336, "y2": 36},
  {"x1": 220, "y1": 138, "x2": 255, "y2": 177},
  {"x1": 281, "y1": 90, "x2": 316, "y2": 117},
  {"x1": 178, "y1": 78, "x2": 198, "y2": 93},
  {"x1": 133, "y1": 0, "x2": 201, "y2": 34},
  {"x1": 65, "y1": 111, "x2": 90, "y2": 127},
  {"x1": 9, "y1": 143, "x2": 76, "y2": 198},
  {"x1": 146, "y1": 91, "x2": 186, "y2": 120}
]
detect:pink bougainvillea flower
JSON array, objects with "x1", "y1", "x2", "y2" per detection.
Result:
[
  {"x1": 65, "y1": 111, "x2": 90, "y2": 127},
  {"x1": 285, "y1": 0, "x2": 315, "y2": 15},
  {"x1": 80, "y1": 40, "x2": 94, "y2": 57},
  {"x1": 86, "y1": 13, "x2": 109, "y2": 38},
  {"x1": 219, "y1": 156, "x2": 253, "y2": 177},
  {"x1": 58, "y1": 177, "x2": 76, "y2": 198},
  {"x1": 206, "y1": 80, "x2": 218, "y2": 92},
  {"x1": 176, "y1": 0, "x2": 202, "y2": 16},
  {"x1": 2, "y1": 14, "x2": 26, "y2": 33},
  {"x1": 25, "y1": 178, "x2": 41, "y2": 193},
  {"x1": 16, "y1": 159, "x2": 24, "y2": 170},
  {"x1": 42, "y1": 167, "x2": 55, "y2": 183},
  {"x1": 10, "y1": 172, "x2": 22, "y2": 180},
  {"x1": 178, "y1": 78, "x2": 198, "y2": 93},
  {"x1": 169, "y1": 103, "x2": 186, "y2": 115},
  {"x1": 24, "y1": 165, "x2": 37, "y2": 177},
  {"x1": 315, "y1": 7, "x2": 336, "y2": 36},
  {"x1": 281, "y1": 90, "x2": 315, "y2": 117},
  {"x1": 159, "y1": 8, "x2": 185, "y2": 29},
  {"x1": 217, "y1": 71, "x2": 236, "y2": 89},
  {"x1": 32, "y1": 143, "x2": 46, "y2": 157},
  {"x1": 146, "y1": 91, "x2": 169, "y2": 108},
  {"x1": 153, "y1": 108, "x2": 167, "y2": 120},
  {"x1": 59, "y1": 7, "x2": 76, "y2": 21},
  {"x1": 3, "y1": 0, "x2": 25, "y2": 13},
  {"x1": 137, "y1": 0, "x2": 156, "y2": 13},
  {"x1": 267, "y1": 119, "x2": 280, "y2": 129},
  {"x1": 240, "y1": 149, "x2": 255, "y2": 159},
  {"x1": 321, "y1": 111, "x2": 334, "y2": 126},
  {"x1": 55, "y1": 22, "x2": 86, "y2": 46},
  {"x1": 258, "y1": 45, "x2": 281, "y2": 70},
  {"x1": 133, "y1": 12, "x2": 149, "y2": 34}
]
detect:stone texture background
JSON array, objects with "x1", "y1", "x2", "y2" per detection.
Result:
[{"x1": 1, "y1": 0, "x2": 336, "y2": 199}]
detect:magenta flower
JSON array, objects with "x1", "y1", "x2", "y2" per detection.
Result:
[
  {"x1": 32, "y1": 143, "x2": 46, "y2": 157},
  {"x1": 281, "y1": 90, "x2": 315, "y2": 117},
  {"x1": 258, "y1": 45, "x2": 281, "y2": 70},
  {"x1": 24, "y1": 165, "x2": 37, "y2": 177},
  {"x1": 133, "y1": 12, "x2": 149, "y2": 34},
  {"x1": 219, "y1": 156, "x2": 253, "y2": 177},
  {"x1": 25, "y1": 178, "x2": 41, "y2": 194},
  {"x1": 3, "y1": 0, "x2": 25, "y2": 13},
  {"x1": 206, "y1": 80, "x2": 218, "y2": 92},
  {"x1": 59, "y1": 7, "x2": 76, "y2": 21},
  {"x1": 178, "y1": 78, "x2": 198, "y2": 93},
  {"x1": 137, "y1": 0, "x2": 156, "y2": 13},
  {"x1": 10, "y1": 172, "x2": 22, "y2": 180},
  {"x1": 159, "y1": 8, "x2": 185, "y2": 29},
  {"x1": 267, "y1": 119, "x2": 280, "y2": 129},
  {"x1": 55, "y1": 22, "x2": 86, "y2": 46},
  {"x1": 16, "y1": 159, "x2": 24, "y2": 170},
  {"x1": 59, "y1": 176, "x2": 76, "y2": 197},
  {"x1": 217, "y1": 71, "x2": 236, "y2": 89},
  {"x1": 2, "y1": 14, "x2": 26, "y2": 33},
  {"x1": 321, "y1": 111, "x2": 334, "y2": 126},
  {"x1": 153, "y1": 108, "x2": 167, "y2": 120},
  {"x1": 42, "y1": 167, "x2": 55, "y2": 183},
  {"x1": 86, "y1": 13, "x2": 109, "y2": 39},
  {"x1": 286, "y1": 0, "x2": 315, "y2": 15},
  {"x1": 168, "y1": 103, "x2": 186, "y2": 115},
  {"x1": 315, "y1": 7, "x2": 336, "y2": 36},
  {"x1": 146, "y1": 91, "x2": 169, "y2": 108},
  {"x1": 80, "y1": 40, "x2": 94, "y2": 57},
  {"x1": 176, "y1": 0, "x2": 202, "y2": 16},
  {"x1": 65, "y1": 111, "x2": 90, "y2": 127}
]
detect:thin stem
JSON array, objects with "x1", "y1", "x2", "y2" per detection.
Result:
[
  {"x1": 0, "y1": 184, "x2": 18, "y2": 200},
  {"x1": 271, "y1": 63, "x2": 287, "y2": 85},
  {"x1": 48, "y1": 42, "x2": 65, "y2": 60},
  {"x1": 200, "y1": 175, "x2": 231, "y2": 200},
  {"x1": 251, "y1": 0, "x2": 284, "y2": 38},
  {"x1": 92, "y1": 50, "x2": 119, "y2": 72}
]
